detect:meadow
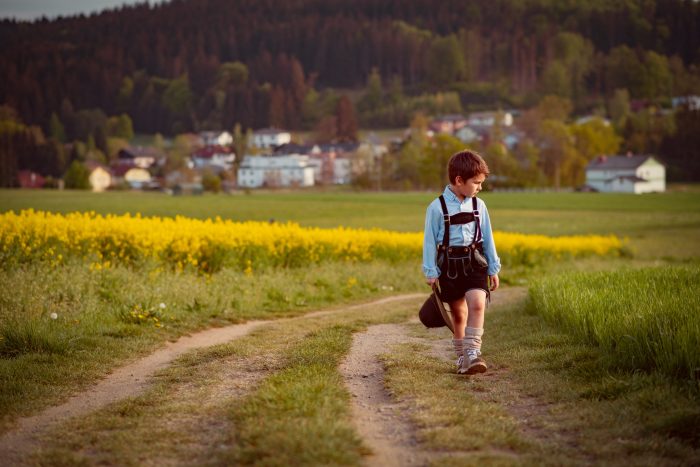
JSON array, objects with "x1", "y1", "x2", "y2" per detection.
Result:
[
  {"x1": 1, "y1": 188, "x2": 699, "y2": 463},
  {"x1": 2, "y1": 188, "x2": 699, "y2": 258}
]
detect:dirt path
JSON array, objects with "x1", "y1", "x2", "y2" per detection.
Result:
[
  {"x1": 339, "y1": 287, "x2": 530, "y2": 466},
  {"x1": 340, "y1": 323, "x2": 431, "y2": 467},
  {"x1": 0, "y1": 293, "x2": 424, "y2": 465}
]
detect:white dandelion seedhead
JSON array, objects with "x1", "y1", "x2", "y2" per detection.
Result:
[
  {"x1": 159, "y1": 303, "x2": 166, "y2": 309},
  {"x1": 50, "y1": 312, "x2": 58, "y2": 320}
]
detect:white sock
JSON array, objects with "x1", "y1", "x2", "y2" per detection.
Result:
[{"x1": 464, "y1": 327, "x2": 484, "y2": 360}]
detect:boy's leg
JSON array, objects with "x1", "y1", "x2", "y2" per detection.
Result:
[
  {"x1": 459, "y1": 289, "x2": 487, "y2": 375},
  {"x1": 449, "y1": 298, "x2": 468, "y2": 368}
]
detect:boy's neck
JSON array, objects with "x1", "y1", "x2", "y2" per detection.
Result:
[{"x1": 448, "y1": 184, "x2": 466, "y2": 202}]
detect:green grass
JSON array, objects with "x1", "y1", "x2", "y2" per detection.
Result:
[
  {"x1": 221, "y1": 326, "x2": 363, "y2": 465},
  {"x1": 2, "y1": 189, "x2": 700, "y2": 258},
  {"x1": 0, "y1": 259, "x2": 422, "y2": 435},
  {"x1": 28, "y1": 292, "x2": 420, "y2": 466},
  {"x1": 384, "y1": 293, "x2": 700, "y2": 465},
  {"x1": 528, "y1": 265, "x2": 700, "y2": 382}
]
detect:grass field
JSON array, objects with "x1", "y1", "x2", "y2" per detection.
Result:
[
  {"x1": 1, "y1": 188, "x2": 700, "y2": 463},
  {"x1": 529, "y1": 266, "x2": 700, "y2": 382},
  {"x1": 2, "y1": 189, "x2": 700, "y2": 259}
]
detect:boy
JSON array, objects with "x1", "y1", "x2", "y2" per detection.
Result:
[{"x1": 423, "y1": 150, "x2": 500, "y2": 375}]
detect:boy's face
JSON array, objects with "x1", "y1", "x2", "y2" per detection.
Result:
[{"x1": 454, "y1": 173, "x2": 486, "y2": 199}]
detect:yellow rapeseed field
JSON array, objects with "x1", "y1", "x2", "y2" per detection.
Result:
[{"x1": 0, "y1": 210, "x2": 626, "y2": 273}]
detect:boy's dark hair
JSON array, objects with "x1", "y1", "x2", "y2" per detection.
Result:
[{"x1": 448, "y1": 150, "x2": 489, "y2": 183}]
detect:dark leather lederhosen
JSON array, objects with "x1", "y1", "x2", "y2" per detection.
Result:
[{"x1": 436, "y1": 195, "x2": 490, "y2": 301}]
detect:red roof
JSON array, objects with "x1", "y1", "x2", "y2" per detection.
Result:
[
  {"x1": 192, "y1": 146, "x2": 233, "y2": 159},
  {"x1": 18, "y1": 170, "x2": 45, "y2": 188}
]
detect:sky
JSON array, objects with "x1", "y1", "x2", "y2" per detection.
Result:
[{"x1": 0, "y1": 0, "x2": 159, "y2": 21}]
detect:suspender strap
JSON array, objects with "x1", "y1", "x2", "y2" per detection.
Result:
[
  {"x1": 439, "y1": 195, "x2": 450, "y2": 249},
  {"x1": 438, "y1": 195, "x2": 482, "y2": 248},
  {"x1": 471, "y1": 196, "x2": 481, "y2": 244}
]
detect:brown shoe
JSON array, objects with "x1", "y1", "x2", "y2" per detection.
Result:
[{"x1": 458, "y1": 356, "x2": 488, "y2": 375}]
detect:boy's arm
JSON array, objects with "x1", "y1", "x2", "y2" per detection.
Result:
[
  {"x1": 422, "y1": 202, "x2": 441, "y2": 280},
  {"x1": 481, "y1": 205, "x2": 501, "y2": 277}
]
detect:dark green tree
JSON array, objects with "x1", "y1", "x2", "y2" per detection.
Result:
[{"x1": 63, "y1": 160, "x2": 90, "y2": 189}]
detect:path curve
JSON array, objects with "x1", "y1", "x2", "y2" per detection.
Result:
[{"x1": 0, "y1": 293, "x2": 425, "y2": 464}]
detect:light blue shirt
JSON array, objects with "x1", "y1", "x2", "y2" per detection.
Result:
[{"x1": 423, "y1": 185, "x2": 501, "y2": 278}]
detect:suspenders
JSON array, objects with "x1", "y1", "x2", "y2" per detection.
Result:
[{"x1": 438, "y1": 195, "x2": 481, "y2": 250}]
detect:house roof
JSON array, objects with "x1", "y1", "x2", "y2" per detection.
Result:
[
  {"x1": 118, "y1": 146, "x2": 164, "y2": 159},
  {"x1": 586, "y1": 155, "x2": 658, "y2": 171},
  {"x1": 613, "y1": 175, "x2": 647, "y2": 183},
  {"x1": 192, "y1": 146, "x2": 233, "y2": 159},
  {"x1": 274, "y1": 142, "x2": 359, "y2": 155}
]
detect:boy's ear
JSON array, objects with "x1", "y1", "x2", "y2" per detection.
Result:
[{"x1": 454, "y1": 175, "x2": 464, "y2": 185}]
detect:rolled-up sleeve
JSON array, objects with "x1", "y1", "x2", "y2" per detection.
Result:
[
  {"x1": 481, "y1": 205, "x2": 501, "y2": 276},
  {"x1": 422, "y1": 202, "x2": 441, "y2": 278}
]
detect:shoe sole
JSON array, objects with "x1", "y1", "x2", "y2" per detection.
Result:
[{"x1": 458, "y1": 361, "x2": 488, "y2": 375}]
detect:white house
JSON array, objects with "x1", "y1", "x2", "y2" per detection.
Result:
[
  {"x1": 200, "y1": 131, "x2": 233, "y2": 147},
  {"x1": 455, "y1": 126, "x2": 480, "y2": 144},
  {"x1": 252, "y1": 128, "x2": 292, "y2": 149},
  {"x1": 585, "y1": 154, "x2": 665, "y2": 194},
  {"x1": 671, "y1": 95, "x2": 700, "y2": 111},
  {"x1": 237, "y1": 154, "x2": 314, "y2": 188},
  {"x1": 190, "y1": 146, "x2": 235, "y2": 172},
  {"x1": 333, "y1": 156, "x2": 353, "y2": 184},
  {"x1": 467, "y1": 111, "x2": 513, "y2": 128},
  {"x1": 87, "y1": 165, "x2": 112, "y2": 192}
]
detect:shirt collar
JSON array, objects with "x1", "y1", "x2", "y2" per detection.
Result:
[{"x1": 443, "y1": 185, "x2": 467, "y2": 204}]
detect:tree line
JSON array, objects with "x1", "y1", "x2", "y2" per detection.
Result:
[{"x1": 1, "y1": 0, "x2": 699, "y2": 136}]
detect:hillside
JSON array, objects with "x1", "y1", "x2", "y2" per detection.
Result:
[{"x1": 1, "y1": 0, "x2": 699, "y2": 134}]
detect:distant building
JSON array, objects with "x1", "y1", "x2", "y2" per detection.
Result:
[
  {"x1": 467, "y1": 111, "x2": 513, "y2": 128},
  {"x1": 454, "y1": 126, "x2": 480, "y2": 144},
  {"x1": 112, "y1": 164, "x2": 152, "y2": 189},
  {"x1": 117, "y1": 147, "x2": 163, "y2": 169},
  {"x1": 17, "y1": 170, "x2": 45, "y2": 188},
  {"x1": 252, "y1": 128, "x2": 292, "y2": 149},
  {"x1": 430, "y1": 114, "x2": 468, "y2": 134},
  {"x1": 585, "y1": 154, "x2": 665, "y2": 194},
  {"x1": 190, "y1": 146, "x2": 235, "y2": 172},
  {"x1": 85, "y1": 162, "x2": 112, "y2": 192},
  {"x1": 237, "y1": 154, "x2": 314, "y2": 188},
  {"x1": 200, "y1": 131, "x2": 233, "y2": 147},
  {"x1": 671, "y1": 95, "x2": 700, "y2": 111}
]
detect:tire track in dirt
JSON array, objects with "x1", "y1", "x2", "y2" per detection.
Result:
[
  {"x1": 0, "y1": 293, "x2": 424, "y2": 465},
  {"x1": 339, "y1": 287, "x2": 541, "y2": 466},
  {"x1": 340, "y1": 323, "x2": 432, "y2": 467}
]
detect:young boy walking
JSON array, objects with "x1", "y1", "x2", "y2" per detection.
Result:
[{"x1": 423, "y1": 150, "x2": 500, "y2": 375}]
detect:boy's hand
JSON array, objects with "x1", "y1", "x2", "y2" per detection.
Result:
[
  {"x1": 489, "y1": 274, "x2": 500, "y2": 291},
  {"x1": 426, "y1": 277, "x2": 438, "y2": 286}
]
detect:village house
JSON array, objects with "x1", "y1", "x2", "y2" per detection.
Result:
[
  {"x1": 85, "y1": 162, "x2": 112, "y2": 192},
  {"x1": 585, "y1": 154, "x2": 666, "y2": 194},
  {"x1": 199, "y1": 131, "x2": 233, "y2": 147},
  {"x1": 252, "y1": 128, "x2": 292, "y2": 150},
  {"x1": 17, "y1": 170, "x2": 45, "y2": 188},
  {"x1": 430, "y1": 114, "x2": 469, "y2": 134},
  {"x1": 237, "y1": 154, "x2": 314, "y2": 188},
  {"x1": 671, "y1": 95, "x2": 700, "y2": 111},
  {"x1": 467, "y1": 111, "x2": 514, "y2": 128},
  {"x1": 273, "y1": 141, "x2": 364, "y2": 185},
  {"x1": 111, "y1": 164, "x2": 153, "y2": 189},
  {"x1": 117, "y1": 147, "x2": 163, "y2": 169},
  {"x1": 189, "y1": 146, "x2": 235, "y2": 172}
]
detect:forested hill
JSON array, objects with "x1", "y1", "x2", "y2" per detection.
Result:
[{"x1": 2, "y1": 0, "x2": 699, "y2": 134}]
